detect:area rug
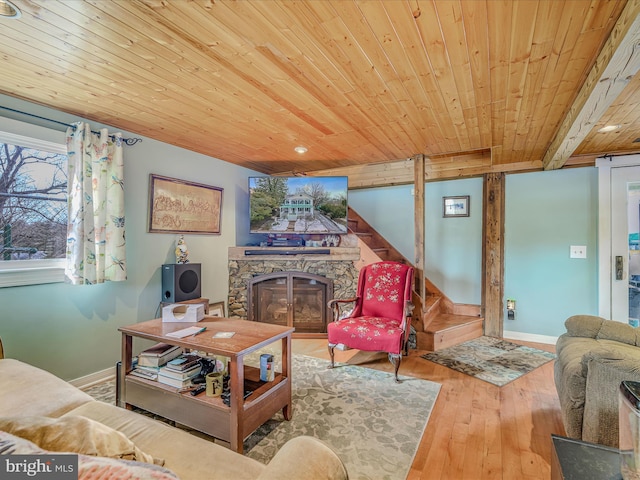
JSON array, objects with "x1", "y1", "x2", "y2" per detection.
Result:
[
  {"x1": 84, "y1": 354, "x2": 440, "y2": 480},
  {"x1": 420, "y1": 336, "x2": 556, "y2": 387}
]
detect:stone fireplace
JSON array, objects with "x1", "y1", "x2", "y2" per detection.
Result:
[{"x1": 228, "y1": 246, "x2": 360, "y2": 337}]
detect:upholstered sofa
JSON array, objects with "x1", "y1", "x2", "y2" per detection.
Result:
[
  {"x1": 554, "y1": 314, "x2": 640, "y2": 447},
  {"x1": 0, "y1": 344, "x2": 348, "y2": 480}
]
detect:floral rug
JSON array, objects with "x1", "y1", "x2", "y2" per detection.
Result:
[
  {"x1": 420, "y1": 336, "x2": 556, "y2": 387},
  {"x1": 84, "y1": 354, "x2": 440, "y2": 480}
]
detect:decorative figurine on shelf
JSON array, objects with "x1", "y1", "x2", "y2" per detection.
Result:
[{"x1": 175, "y1": 234, "x2": 189, "y2": 264}]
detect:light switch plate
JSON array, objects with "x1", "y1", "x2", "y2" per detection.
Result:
[{"x1": 570, "y1": 245, "x2": 587, "y2": 259}]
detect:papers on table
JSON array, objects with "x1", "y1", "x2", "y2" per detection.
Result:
[
  {"x1": 213, "y1": 331, "x2": 235, "y2": 338},
  {"x1": 166, "y1": 326, "x2": 206, "y2": 338}
]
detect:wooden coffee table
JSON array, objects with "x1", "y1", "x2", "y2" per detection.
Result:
[{"x1": 118, "y1": 317, "x2": 293, "y2": 453}]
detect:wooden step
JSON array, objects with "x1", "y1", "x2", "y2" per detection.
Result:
[
  {"x1": 371, "y1": 247, "x2": 389, "y2": 259},
  {"x1": 423, "y1": 294, "x2": 442, "y2": 318},
  {"x1": 416, "y1": 313, "x2": 483, "y2": 352},
  {"x1": 355, "y1": 232, "x2": 373, "y2": 240}
]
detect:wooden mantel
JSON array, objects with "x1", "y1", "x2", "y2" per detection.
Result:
[{"x1": 228, "y1": 246, "x2": 361, "y2": 262}]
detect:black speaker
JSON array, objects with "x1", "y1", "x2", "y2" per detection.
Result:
[{"x1": 162, "y1": 263, "x2": 201, "y2": 303}]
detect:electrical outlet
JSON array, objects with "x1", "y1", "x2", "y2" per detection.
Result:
[
  {"x1": 570, "y1": 245, "x2": 587, "y2": 259},
  {"x1": 506, "y1": 299, "x2": 516, "y2": 320}
]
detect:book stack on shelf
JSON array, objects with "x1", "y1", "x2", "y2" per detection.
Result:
[
  {"x1": 130, "y1": 343, "x2": 183, "y2": 381},
  {"x1": 158, "y1": 354, "x2": 202, "y2": 388}
]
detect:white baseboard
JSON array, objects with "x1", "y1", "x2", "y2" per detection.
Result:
[
  {"x1": 503, "y1": 330, "x2": 558, "y2": 345},
  {"x1": 70, "y1": 366, "x2": 116, "y2": 389}
]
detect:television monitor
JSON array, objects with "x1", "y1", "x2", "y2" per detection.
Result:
[{"x1": 249, "y1": 176, "x2": 348, "y2": 235}]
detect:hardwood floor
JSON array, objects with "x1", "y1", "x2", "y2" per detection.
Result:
[{"x1": 292, "y1": 338, "x2": 564, "y2": 480}]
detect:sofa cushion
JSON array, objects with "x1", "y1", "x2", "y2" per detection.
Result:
[
  {"x1": 594, "y1": 339, "x2": 640, "y2": 356},
  {"x1": 554, "y1": 335, "x2": 596, "y2": 439},
  {"x1": 582, "y1": 348, "x2": 640, "y2": 447},
  {"x1": 0, "y1": 415, "x2": 162, "y2": 465},
  {"x1": 66, "y1": 400, "x2": 266, "y2": 480},
  {"x1": 327, "y1": 316, "x2": 405, "y2": 354},
  {"x1": 564, "y1": 315, "x2": 604, "y2": 338},
  {"x1": 0, "y1": 359, "x2": 93, "y2": 418},
  {"x1": 596, "y1": 320, "x2": 637, "y2": 346},
  {"x1": 256, "y1": 436, "x2": 349, "y2": 480},
  {"x1": 0, "y1": 430, "x2": 179, "y2": 480}
]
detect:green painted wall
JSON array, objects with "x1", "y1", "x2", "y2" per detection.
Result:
[
  {"x1": 504, "y1": 168, "x2": 598, "y2": 336},
  {"x1": 347, "y1": 185, "x2": 415, "y2": 260},
  {"x1": 0, "y1": 96, "x2": 259, "y2": 380},
  {"x1": 424, "y1": 178, "x2": 484, "y2": 305}
]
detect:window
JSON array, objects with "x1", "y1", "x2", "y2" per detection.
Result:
[{"x1": 0, "y1": 130, "x2": 67, "y2": 287}]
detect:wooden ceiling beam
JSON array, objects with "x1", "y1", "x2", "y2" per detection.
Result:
[
  {"x1": 543, "y1": 0, "x2": 640, "y2": 171},
  {"x1": 304, "y1": 151, "x2": 513, "y2": 188},
  {"x1": 307, "y1": 148, "x2": 602, "y2": 189}
]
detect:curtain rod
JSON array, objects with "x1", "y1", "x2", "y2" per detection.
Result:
[{"x1": 0, "y1": 106, "x2": 142, "y2": 146}]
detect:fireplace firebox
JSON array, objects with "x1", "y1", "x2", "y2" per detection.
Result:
[{"x1": 248, "y1": 271, "x2": 333, "y2": 337}]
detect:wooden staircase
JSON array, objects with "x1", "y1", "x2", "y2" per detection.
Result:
[{"x1": 348, "y1": 207, "x2": 483, "y2": 352}]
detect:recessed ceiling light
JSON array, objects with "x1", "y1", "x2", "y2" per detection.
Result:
[
  {"x1": 597, "y1": 124, "x2": 621, "y2": 133},
  {"x1": 294, "y1": 146, "x2": 308, "y2": 154},
  {"x1": 0, "y1": 0, "x2": 21, "y2": 18}
]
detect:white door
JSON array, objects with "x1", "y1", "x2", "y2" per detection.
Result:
[
  {"x1": 611, "y1": 166, "x2": 640, "y2": 322},
  {"x1": 599, "y1": 155, "x2": 640, "y2": 322}
]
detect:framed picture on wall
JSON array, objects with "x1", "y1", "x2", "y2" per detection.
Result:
[
  {"x1": 443, "y1": 195, "x2": 470, "y2": 218},
  {"x1": 148, "y1": 174, "x2": 223, "y2": 234},
  {"x1": 209, "y1": 301, "x2": 225, "y2": 317}
]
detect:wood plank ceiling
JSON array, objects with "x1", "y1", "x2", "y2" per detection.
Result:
[{"x1": 1, "y1": 0, "x2": 640, "y2": 186}]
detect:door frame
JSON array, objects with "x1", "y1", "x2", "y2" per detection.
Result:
[{"x1": 597, "y1": 153, "x2": 640, "y2": 319}]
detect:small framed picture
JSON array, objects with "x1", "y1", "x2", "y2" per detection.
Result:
[
  {"x1": 209, "y1": 301, "x2": 226, "y2": 317},
  {"x1": 443, "y1": 195, "x2": 470, "y2": 218}
]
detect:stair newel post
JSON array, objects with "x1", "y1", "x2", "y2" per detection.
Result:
[{"x1": 413, "y1": 154, "x2": 426, "y2": 330}]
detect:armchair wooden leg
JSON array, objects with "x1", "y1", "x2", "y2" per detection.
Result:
[
  {"x1": 328, "y1": 344, "x2": 336, "y2": 369},
  {"x1": 388, "y1": 353, "x2": 401, "y2": 383}
]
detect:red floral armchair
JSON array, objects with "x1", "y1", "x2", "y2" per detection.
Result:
[{"x1": 327, "y1": 261, "x2": 414, "y2": 382}]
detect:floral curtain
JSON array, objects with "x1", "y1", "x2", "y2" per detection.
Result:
[{"x1": 65, "y1": 122, "x2": 127, "y2": 285}]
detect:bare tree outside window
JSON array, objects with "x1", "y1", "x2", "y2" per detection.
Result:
[{"x1": 0, "y1": 142, "x2": 67, "y2": 261}]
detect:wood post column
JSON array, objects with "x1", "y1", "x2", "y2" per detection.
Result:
[
  {"x1": 414, "y1": 154, "x2": 426, "y2": 328},
  {"x1": 482, "y1": 173, "x2": 505, "y2": 338}
]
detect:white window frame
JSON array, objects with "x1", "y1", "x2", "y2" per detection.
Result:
[{"x1": 0, "y1": 130, "x2": 67, "y2": 287}]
